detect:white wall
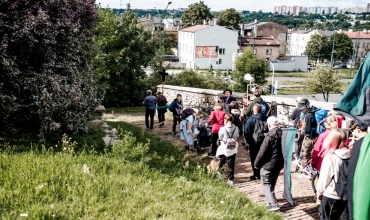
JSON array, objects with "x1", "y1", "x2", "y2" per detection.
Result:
[
  {"x1": 194, "y1": 26, "x2": 239, "y2": 70},
  {"x1": 290, "y1": 56, "x2": 308, "y2": 72},
  {"x1": 270, "y1": 60, "x2": 296, "y2": 71},
  {"x1": 178, "y1": 31, "x2": 196, "y2": 69}
]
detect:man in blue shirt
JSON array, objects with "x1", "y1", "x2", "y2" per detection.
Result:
[{"x1": 143, "y1": 90, "x2": 156, "y2": 131}]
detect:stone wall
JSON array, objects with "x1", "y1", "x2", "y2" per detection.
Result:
[{"x1": 158, "y1": 85, "x2": 337, "y2": 126}]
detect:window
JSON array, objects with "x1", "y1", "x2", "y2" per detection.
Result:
[
  {"x1": 219, "y1": 48, "x2": 225, "y2": 55},
  {"x1": 266, "y1": 49, "x2": 272, "y2": 55}
]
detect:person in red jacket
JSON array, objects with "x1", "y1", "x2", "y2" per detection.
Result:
[
  {"x1": 206, "y1": 103, "x2": 226, "y2": 158},
  {"x1": 311, "y1": 115, "x2": 338, "y2": 171}
]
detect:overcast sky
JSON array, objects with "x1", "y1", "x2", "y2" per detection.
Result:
[{"x1": 96, "y1": 0, "x2": 369, "y2": 11}]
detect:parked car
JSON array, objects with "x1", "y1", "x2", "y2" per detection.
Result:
[
  {"x1": 307, "y1": 66, "x2": 316, "y2": 71},
  {"x1": 340, "y1": 64, "x2": 347, "y2": 68}
]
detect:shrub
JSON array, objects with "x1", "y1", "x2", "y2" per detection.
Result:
[{"x1": 0, "y1": 0, "x2": 100, "y2": 138}]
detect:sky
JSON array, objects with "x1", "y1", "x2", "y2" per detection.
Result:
[{"x1": 96, "y1": 0, "x2": 369, "y2": 12}]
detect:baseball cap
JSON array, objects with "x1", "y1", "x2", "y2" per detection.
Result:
[
  {"x1": 296, "y1": 98, "x2": 310, "y2": 111},
  {"x1": 267, "y1": 116, "x2": 280, "y2": 125}
]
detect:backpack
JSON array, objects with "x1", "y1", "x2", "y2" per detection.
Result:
[
  {"x1": 252, "y1": 119, "x2": 266, "y2": 144},
  {"x1": 258, "y1": 100, "x2": 270, "y2": 118},
  {"x1": 157, "y1": 95, "x2": 167, "y2": 107},
  {"x1": 266, "y1": 101, "x2": 277, "y2": 117},
  {"x1": 224, "y1": 128, "x2": 237, "y2": 150},
  {"x1": 333, "y1": 154, "x2": 350, "y2": 201},
  {"x1": 315, "y1": 109, "x2": 328, "y2": 134},
  {"x1": 181, "y1": 108, "x2": 195, "y2": 120},
  {"x1": 168, "y1": 100, "x2": 175, "y2": 112}
]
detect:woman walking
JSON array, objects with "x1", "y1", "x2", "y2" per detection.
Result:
[
  {"x1": 156, "y1": 91, "x2": 168, "y2": 128},
  {"x1": 206, "y1": 103, "x2": 226, "y2": 158},
  {"x1": 316, "y1": 128, "x2": 350, "y2": 220}
]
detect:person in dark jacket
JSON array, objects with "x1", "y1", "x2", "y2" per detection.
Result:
[
  {"x1": 254, "y1": 116, "x2": 284, "y2": 212},
  {"x1": 244, "y1": 104, "x2": 265, "y2": 180},
  {"x1": 290, "y1": 97, "x2": 303, "y2": 160},
  {"x1": 170, "y1": 94, "x2": 183, "y2": 136},
  {"x1": 242, "y1": 89, "x2": 270, "y2": 119},
  {"x1": 143, "y1": 90, "x2": 157, "y2": 131},
  {"x1": 223, "y1": 89, "x2": 236, "y2": 114}
]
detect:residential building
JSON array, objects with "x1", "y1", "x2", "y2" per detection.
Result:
[
  {"x1": 240, "y1": 21, "x2": 288, "y2": 57},
  {"x1": 178, "y1": 23, "x2": 239, "y2": 69},
  {"x1": 345, "y1": 31, "x2": 370, "y2": 60},
  {"x1": 137, "y1": 14, "x2": 161, "y2": 32},
  {"x1": 368, "y1": 3, "x2": 370, "y2": 12},
  {"x1": 290, "y1": 30, "x2": 335, "y2": 56},
  {"x1": 286, "y1": 31, "x2": 292, "y2": 55},
  {"x1": 307, "y1": 6, "x2": 338, "y2": 14},
  {"x1": 239, "y1": 36, "x2": 280, "y2": 60},
  {"x1": 341, "y1": 7, "x2": 367, "y2": 14},
  {"x1": 274, "y1": 5, "x2": 304, "y2": 15}
]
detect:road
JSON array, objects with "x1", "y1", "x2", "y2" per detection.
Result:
[
  {"x1": 274, "y1": 93, "x2": 343, "y2": 103},
  {"x1": 268, "y1": 77, "x2": 353, "y2": 83}
]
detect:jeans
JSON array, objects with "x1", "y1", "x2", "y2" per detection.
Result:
[
  {"x1": 319, "y1": 196, "x2": 348, "y2": 220},
  {"x1": 211, "y1": 133, "x2": 219, "y2": 156},
  {"x1": 172, "y1": 114, "x2": 181, "y2": 133},
  {"x1": 157, "y1": 109, "x2": 166, "y2": 123},
  {"x1": 219, "y1": 154, "x2": 236, "y2": 180},
  {"x1": 260, "y1": 168, "x2": 281, "y2": 207},
  {"x1": 250, "y1": 143, "x2": 261, "y2": 178},
  {"x1": 294, "y1": 140, "x2": 302, "y2": 160},
  {"x1": 145, "y1": 109, "x2": 155, "y2": 129}
]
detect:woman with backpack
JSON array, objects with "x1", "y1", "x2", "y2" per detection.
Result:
[
  {"x1": 216, "y1": 114, "x2": 239, "y2": 186},
  {"x1": 206, "y1": 103, "x2": 226, "y2": 158},
  {"x1": 156, "y1": 91, "x2": 168, "y2": 128},
  {"x1": 311, "y1": 115, "x2": 338, "y2": 171},
  {"x1": 316, "y1": 128, "x2": 350, "y2": 220},
  {"x1": 180, "y1": 111, "x2": 203, "y2": 151}
]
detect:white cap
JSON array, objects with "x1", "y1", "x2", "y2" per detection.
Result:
[{"x1": 267, "y1": 116, "x2": 280, "y2": 125}]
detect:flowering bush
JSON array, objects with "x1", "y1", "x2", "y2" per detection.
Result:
[{"x1": 0, "y1": 0, "x2": 101, "y2": 138}]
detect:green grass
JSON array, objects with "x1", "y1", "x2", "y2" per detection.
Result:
[
  {"x1": 270, "y1": 81, "x2": 350, "y2": 95},
  {"x1": 0, "y1": 121, "x2": 282, "y2": 219},
  {"x1": 105, "y1": 106, "x2": 145, "y2": 113}
]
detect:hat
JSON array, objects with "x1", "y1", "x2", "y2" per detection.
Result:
[
  {"x1": 267, "y1": 116, "x2": 280, "y2": 125},
  {"x1": 223, "y1": 89, "x2": 232, "y2": 95},
  {"x1": 296, "y1": 98, "x2": 310, "y2": 111}
]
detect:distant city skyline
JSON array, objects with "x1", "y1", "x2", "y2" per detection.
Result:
[{"x1": 97, "y1": 0, "x2": 369, "y2": 12}]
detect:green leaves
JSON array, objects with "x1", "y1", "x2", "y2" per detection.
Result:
[
  {"x1": 304, "y1": 32, "x2": 330, "y2": 61},
  {"x1": 218, "y1": 8, "x2": 242, "y2": 29},
  {"x1": 329, "y1": 32, "x2": 353, "y2": 62},
  {"x1": 233, "y1": 48, "x2": 270, "y2": 91},
  {"x1": 304, "y1": 66, "x2": 342, "y2": 101},
  {"x1": 181, "y1": 1, "x2": 213, "y2": 28}
]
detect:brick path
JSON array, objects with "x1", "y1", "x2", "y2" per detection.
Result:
[{"x1": 111, "y1": 112, "x2": 320, "y2": 220}]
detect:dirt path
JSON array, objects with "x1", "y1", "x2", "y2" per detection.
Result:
[{"x1": 106, "y1": 112, "x2": 319, "y2": 220}]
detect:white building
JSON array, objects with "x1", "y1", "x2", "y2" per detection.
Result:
[
  {"x1": 341, "y1": 7, "x2": 367, "y2": 14},
  {"x1": 307, "y1": 6, "x2": 338, "y2": 14},
  {"x1": 289, "y1": 30, "x2": 335, "y2": 56},
  {"x1": 178, "y1": 23, "x2": 239, "y2": 69},
  {"x1": 286, "y1": 31, "x2": 292, "y2": 55}
]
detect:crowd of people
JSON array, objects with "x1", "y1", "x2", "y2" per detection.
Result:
[{"x1": 143, "y1": 89, "x2": 370, "y2": 218}]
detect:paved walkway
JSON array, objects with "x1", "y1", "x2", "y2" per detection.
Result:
[{"x1": 111, "y1": 112, "x2": 320, "y2": 220}]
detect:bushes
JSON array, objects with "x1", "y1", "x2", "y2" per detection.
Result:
[{"x1": 0, "y1": 0, "x2": 100, "y2": 138}]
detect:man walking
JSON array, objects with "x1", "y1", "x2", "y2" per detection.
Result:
[
  {"x1": 143, "y1": 90, "x2": 156, "y2": 131},
  {"x1": 169, "y1": 94, "x2": 183, "y2": 136},
  {"x1": 254, "y1": 116, "x2": 284, "y2": 212},
  {"x1": 244, "y1": 104, "x2": 265, "y2": 180}
]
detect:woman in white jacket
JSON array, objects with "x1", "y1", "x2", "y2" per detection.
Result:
[
  {"x1": 216, "y1": 114, "x2": 239, "y2": 186},
  {"x1": 316, "y1": 128, "x2": 350, "y2": 220}
]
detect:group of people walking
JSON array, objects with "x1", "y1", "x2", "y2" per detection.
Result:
[{"x1": 143, "y1": 89, "x2": 370, "y2": 218}]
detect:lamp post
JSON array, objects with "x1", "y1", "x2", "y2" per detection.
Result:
[
  {"x1": 154, "y1": 2, "x2": 172, "y2": 49},
  {"x1": 244, "y1": 73, "x2": 255, "y2": 99},
  {"x1": 322, "y1": 16, "x2": 336, "y2": 66}
]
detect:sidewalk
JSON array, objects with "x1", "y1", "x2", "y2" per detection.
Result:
[{"x1": 112, "y1": 112, "x2": 320, "y2": 220}]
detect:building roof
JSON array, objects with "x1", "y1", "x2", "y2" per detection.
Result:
[
  {"x1": 345, "y1": 31, "x2": 370, "y2": 39},
  {"x1": 242, "y1": 22, "x2": 269, "y2": 29},
  {"x1": 180, "y1": 25, "x2": 210, "y2": 33},
  {"x1": 240, "y1": 36, "x2": 280, "y2": 46}
]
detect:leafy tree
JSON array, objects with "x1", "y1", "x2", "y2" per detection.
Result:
[
  {"x1": 233, "y1": 48, "x2": 270, "y2": 92},
  {"x1": 304, "y1": 67, "x2": 342, "y2": 102},
  {"x1": 92, "y1": 7, "x2": 156, "y2": 107},
  {"x1": 152, "y1": 30, "x2": 178, "y2": 54},
  {"x1": 304, "y1": 33, "x2": 330, "y2": 61},
  {"x1": 298, "y1": 23, "x2": 311, "y2": 30},
  {"x1": 329, "y1": 32, "x2": 353, "y2": 62},
  {"x1": 218, "y1": 8, "x2": 242, "y2": 29},
  {"x1": 0, "y1": 0, "x2": 100, "y2": 138},
  {"x1": 181, "y1": 1, "x2": 213, "y2": 28}
]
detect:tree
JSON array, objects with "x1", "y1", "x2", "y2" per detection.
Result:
[
  {"x1": 304, "y1": 67, "x2": 342, "y2": 102},
  {"x1": 152, "y1": 30, "x2": 178, "y2": 54},
  {"x1": 218, "y1": 8, "x2": 242, "y2": 29},
  {"x1": 92, "y1": 7, "x2": 156, "y2": 107},
  {"x1": 181, "y1": 1, "x2": 213, "y2": 28},
  {"x1": 233, "y1": 48, "x2": 270, "y2": 92},
  {"x1": 0, "y1": 0, "x2": 100, "y2": 138},
  {"x1": 304, "y1": 33, "x2": 330, "y2": 61},
  {"x1": 329, "y1": 32, "x2": 353, "y2": 62}
]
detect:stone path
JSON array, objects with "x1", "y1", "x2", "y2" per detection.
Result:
[{"x1": 107, "y1": 112, "x2": 320, "y2": 220}]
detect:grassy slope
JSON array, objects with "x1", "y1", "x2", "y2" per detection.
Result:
[{"x1": 0, "y1": 121, "x2": 282, "y2": 219}]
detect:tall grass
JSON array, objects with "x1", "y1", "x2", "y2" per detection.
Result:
[{"x1": 0, "y1": 121, "x2": 282, "y2": 219}]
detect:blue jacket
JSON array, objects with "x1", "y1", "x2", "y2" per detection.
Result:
[
  {"x1": 244, "y1": 113, "x2": 265, "y2": 145},
  {"x1": 143, "y1": 95, "x2": 156, "y2": 111}
]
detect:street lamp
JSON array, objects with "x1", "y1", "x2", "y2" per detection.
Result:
[
  {"x1": 154, "y1": 2, "x2": 172, "y2": 49},
  {"x1": 244, "y1": 73, "x2": 255, "y2": 99},
  {"x1": 322, "y1": 16, "x2": 336, "y2": 66}
]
